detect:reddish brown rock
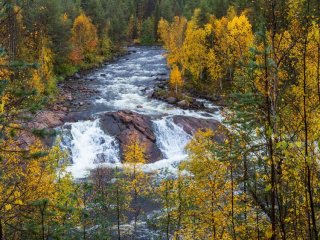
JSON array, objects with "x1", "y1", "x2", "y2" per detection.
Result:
[
  {"x1": 31, "y1": 111, "x2": 66, "y2": 129},
  {"x1": 172, "y1": 115, "x2": 224, "y2": 143},
  {"x1": 100, "y1": 110, "x2": 163, "y2": 162},
  {"x1": 18, "y1": 110, "x2": 67, "y2": 148}
]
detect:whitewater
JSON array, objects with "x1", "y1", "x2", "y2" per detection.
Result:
[{"x1": 59, "y1": 46, "x2": 222, "y2": 178}]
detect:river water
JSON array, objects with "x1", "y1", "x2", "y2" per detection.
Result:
[{"x1": 60, "y1": 46, "x2": 222, "y2": 178}]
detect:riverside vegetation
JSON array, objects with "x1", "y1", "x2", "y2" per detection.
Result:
[{"x1": 0, "y1": 0, "x2": 320, "y2": 239}]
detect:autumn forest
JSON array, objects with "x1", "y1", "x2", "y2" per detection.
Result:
[{"x1": 0, "y1": 0, "x2": 320, "y2": 239}]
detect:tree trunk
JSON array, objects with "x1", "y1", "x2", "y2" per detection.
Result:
[{"x1": 302, "y1": 2, "x2": 318, "y2": 237}]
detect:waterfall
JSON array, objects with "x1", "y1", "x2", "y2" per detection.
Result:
[
  {"x1": 61, "y1": 119, "x2": 120, "y2": 178},
  {"x1": 143, "y1": 118, "x2": 191, "y2": 173}
]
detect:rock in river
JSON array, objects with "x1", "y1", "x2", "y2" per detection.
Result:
[
  {"x1": 100, "y1": 110, "x2": 163, "y2": 162},
  {"x1": 177, "y1": 100, "x2": 190, "y2": 108},
  {"x1": 166, "y1": 97, "x2": 177, "y2": 104},
  {"x1": 173, "y1": 115, "x2": 224, "y2": 143}
]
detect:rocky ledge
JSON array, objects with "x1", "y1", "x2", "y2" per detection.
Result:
[
  {"x1": 99, "y1": 110, "x2": 223, "y2": 163},
  {"x1": 100, "y1": 110, "x2": 163, "y2": 162},
  {"x1": 173, "y1": 116, "x2": 224, "y2": 143}
]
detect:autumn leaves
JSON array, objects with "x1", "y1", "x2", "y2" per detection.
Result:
[
  {"x1": 158, "y1": 9, "x2": 253, "y2": 95},
  {"x1": 69, "y1": 13, "x2": 99, "y2": 65}
]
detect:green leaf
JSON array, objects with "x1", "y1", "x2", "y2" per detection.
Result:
[{"x1": 265, "y1": 184, "x2": 272, "y2": 192}]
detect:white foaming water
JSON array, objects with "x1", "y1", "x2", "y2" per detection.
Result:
[
  {"x1": 153, "y1": 118, "x2": 191, "y2": 158},
  {"x1": 63, "y1": 120, "x2": 120, "y2": 178},
  {"x1": 143, "y1": 118, "x2": 191, "y2": 173}
]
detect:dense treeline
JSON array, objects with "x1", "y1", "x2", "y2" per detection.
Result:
[
  {"x1": 157, "y1": 0, "x2": 320, "y2": 239},
  {"x1": 0, "y1": 0, "x2": 156, "y2": 239},
  {"x1": 0, "y1": 0, "x2": 320, "y2": 239}
]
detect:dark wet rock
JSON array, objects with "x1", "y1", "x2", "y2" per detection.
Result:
[
  {"x1": 177, "y1": 100, "x2": 190, "y2": 108},
  {"x1": 100, "y1": 73, "x2": 107, "y2": 77},
  {"x1": 158, "y1": 83, "x2": 166, "y2": 89},
  {"x1": 74, "y1": 73, "x2": 81, "y2": 79},
  {"x1": 95, "y1": 153, "x2": 107, "y2": 163},
  {"x1": 191, "y1": 99, "x2": 205, "y2": 109},
  {"x1": 137, "y1": 105, "x2": 143, "y2": 108},
  {"x1": 173, "y1": 115, "x2": 224, "y2": 143},
  {"x1": 147, "y1": 92, "x2": 154, "y2": 98},
  {"x1": 166, "y1": 97, "x2": 177, "y2": 104},
  {"x1": 63, "y1": 111, "x2": 92, "y2": 123},
  {"x1": 209, "y1": 107, "x2": 220, "y2": 113},
  {"x1": 99, "y1": 137, "x2": 106, "y2": 144},
  {"x1": 100, "y1": 110, "x2": 163, "y2": 162},
  {"x1": 140, "y1": 87, "x2": 148, "y2": 93},
  {"x1": 212, "y1": 95, "x2": 222, "y2": 101},
  {"x1": 155, "y1": 77, "x2": 167, "y2": 82}
]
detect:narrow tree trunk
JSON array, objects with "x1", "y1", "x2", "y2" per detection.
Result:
[
  {"x1": 302, "y1": 2, "x2": 318, "y2": 237},
  {"x1": 0, "y1": 219, "x2": 3, "y2": 240},
  {"x1": 117, "y1": 184, "x2": 121, "y2": 240},
  {"x1": 263, "y1": 28, "x2": 277, "y2": 239},
  {"x1": 177, "y1": 174, "x2": 182, "y2": 240},
  {"x1": 165, "y1": 181, "x2": 170, "y2": 240},
  {"x1": 231, "y1": 163, "x2": 236, "y2": 240},
  {"x1": 317, "y1": 0, "x2": 320, "y2": 102}
]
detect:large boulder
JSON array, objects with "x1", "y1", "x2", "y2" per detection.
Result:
[
  {"x1": 100, "y1": 110, "x2": 163, "y2": 162},
  {"x1": 177, "y1": 100, "x2": 190, "y2": 108},
  {"x1": 172, "y1": 116, "x2": 224, "y2": 143},
  {"x1": 18, "y1": 110, "x2": 67, "y2": 148},
  {"x1": 166, "y1": 97, "x2": 177, "y2": 104},
  {"x1": 31, "y1": 111, "x2": 66, "y2": 129}
]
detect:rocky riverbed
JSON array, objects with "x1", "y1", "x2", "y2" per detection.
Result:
[{"x1": 25, "y1": 46, "x2": 224, "y2": 178}]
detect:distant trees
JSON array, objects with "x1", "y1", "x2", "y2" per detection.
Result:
[
  {"x1": 181, "y1": 9, "x2": 211, "y2": 84},
  {"x1": 156, "y1": 1, "x2": 320, "y2": 239},
  {"x1": 0, "y1": 0, "x2": 319, "y2": 239},
  {"x1": 140, "y1": 17, "x2": 155, "y2": 45},
  {"x1": 158, "y1": 16, "x2": 187, "y2": 66},
  {"x1": 158, "y1": 9, "x2": 253, "y2": 93},
  {"x1": 69, "y1": 12, "x2": 99, "y2": 65}
]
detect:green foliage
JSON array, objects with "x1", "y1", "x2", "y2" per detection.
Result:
[{"x1": 140, "y1": 17, "x2": 155, "y2": 45}]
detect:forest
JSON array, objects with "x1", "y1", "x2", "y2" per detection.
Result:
[{"x1": 0, "y1": 0, "x2": 320, "y2": 239}]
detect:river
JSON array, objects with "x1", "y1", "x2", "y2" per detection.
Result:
[{"x1": 60, "y1": 46, "x2": 222, "y2": 179}]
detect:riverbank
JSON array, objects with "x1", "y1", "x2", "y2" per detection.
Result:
[{"x1": 23, "y1": 47, "x2": 225, "y2": 163}]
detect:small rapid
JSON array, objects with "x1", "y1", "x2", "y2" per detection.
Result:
[
  {"x1": 61, "y1": 120, "x2": 120, "y2": 178},
  {"x1": 142, "y1": 117, "x2": 191, "y2": 174}
]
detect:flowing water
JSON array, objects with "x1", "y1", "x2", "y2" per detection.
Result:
[{"x1": 60, "y1": 46, "x2": 222, "y2": 178}]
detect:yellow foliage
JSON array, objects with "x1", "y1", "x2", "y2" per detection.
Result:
[
  {"x1": 169, "y1": 65, "x2": 183, "y2": 93},
  {"x1": 227, "y1": 14, "x2": 254, "y2": 59},
  {"x1": 31, "y1": 36, "x2": 55, "y2": 94},
  {"x1": 158, "y1": 16, "x2": 187, "y2": 66},
  {"x1": 211, "y1": 13, "x2": 253, "y2": 84},
  {"x1": 207, "y1": 49, "x2": 223, "y2": 90},
  {"x1": 0, "y1": 130, "x2": 77, "y2": 233},
  {"x1": 70, "y1": 12, "x2": 98, "y2": 64},
  {"x1": 181, "y1": 9, "x2": 211, "y2": 81},
  {"x1": 123, "y1": 137, "x2": 146, "y2": 165},
  {"x1": 170, "y1": 129, "x2": 234, "y2": 239},
  {"x1": 123, "y1": 136, "x2": 149, "y2": 194}
]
